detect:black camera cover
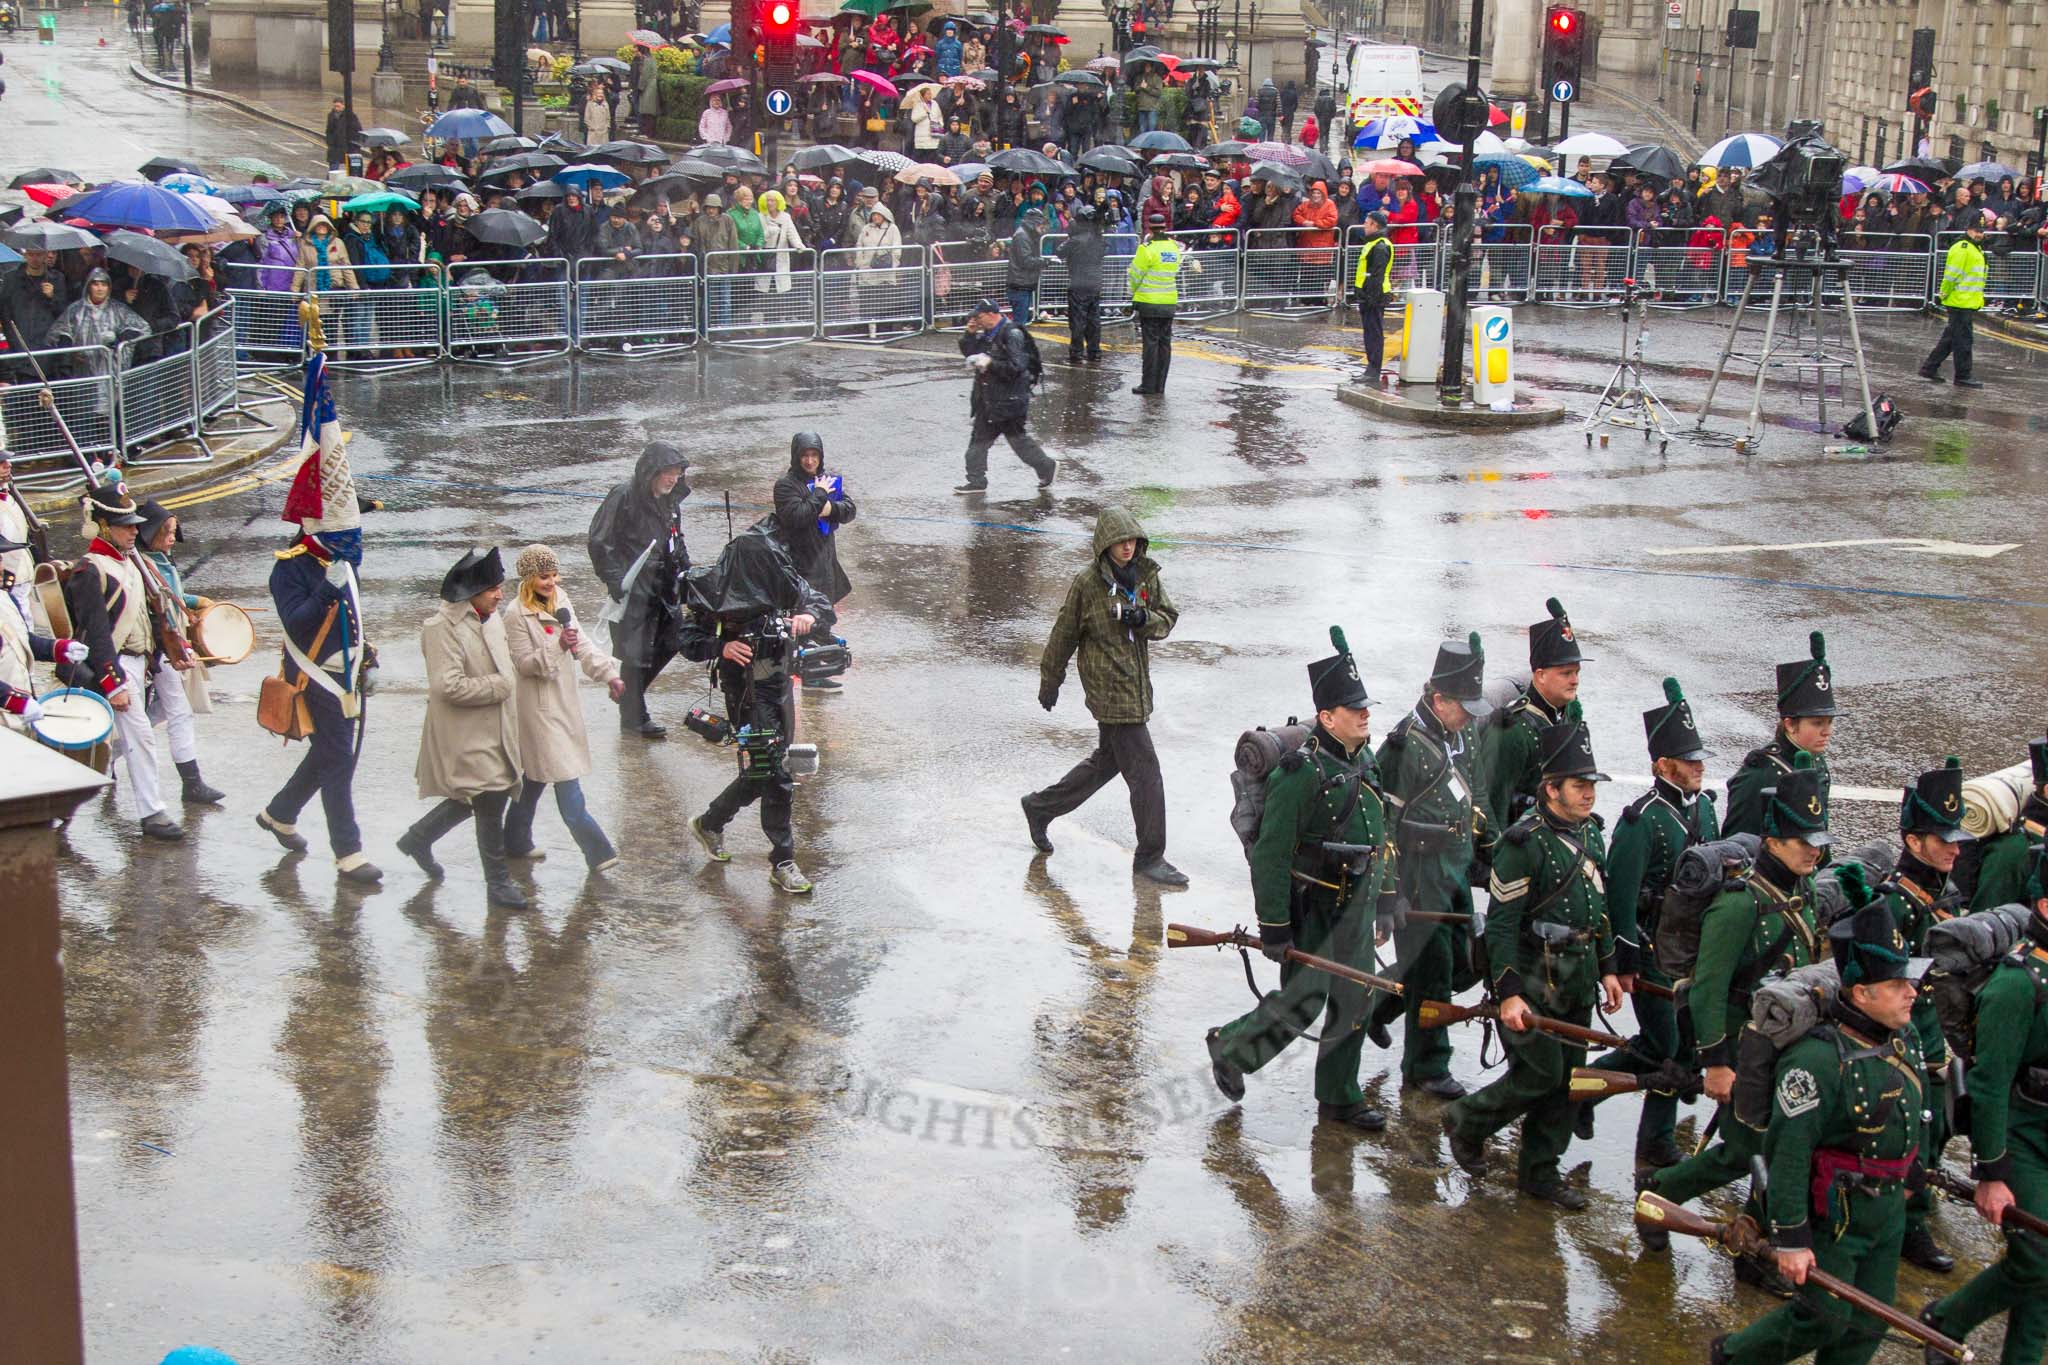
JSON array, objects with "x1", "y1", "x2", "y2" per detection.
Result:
[{"x1": 684, "y1": 525, "x2": 829, "y2": 623}]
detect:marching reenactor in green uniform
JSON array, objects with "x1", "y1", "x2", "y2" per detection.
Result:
[
  {"x1": 1367, "y1": 631, "x2": 1494, "y2": 1100},
  {"x1": 1443, "y1": 701, "x2": 1623, "y2": 1209},
  {"x1": 1708, "y1": 902, "x2": 1930, "y2": 1365},
  {"x1": 1207, "y1": 627, "x2": 1404, "y2": 1133},
  {"x1": 1921, "y1": 846, "x2": 2048, "y2": 1365},
  {"x1": 1584, "y1": 677, "x2": 1720, "y2": 1167},
  {"x1": 1725, "y1": 632, "x2": 1838, "y2": 841},
  {"x1": 1484, "y1": 597, "x2": 1586, "y2": 831},
  {"x1": 1644, "y1": 752, "x2": 1829, "y2": 1288},
  {"x1": 1880, "y1": 757, "x2": 1972, "y2": 1273},
  {"x1": 1968, "y1": 735, "x2": 2048, "y2": 913}
]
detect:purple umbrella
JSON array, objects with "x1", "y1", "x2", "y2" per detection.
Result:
[{"x1": 704, "y1": 77, "x2": 750, "y2": 94}]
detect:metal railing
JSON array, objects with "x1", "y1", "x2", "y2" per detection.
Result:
[
  {"x1": 929, "y1": 252, "x2": 1012, "y2": 330},
  {"x1": 116, "y1": 326, "x2": 204, "y2": 462},
  {"x1": 1036, "y1": 233, "x2": 1139, "y2": 323},
  {"x1": 574, "y1": 254, "x2": 700, "y2": 356},
  {"x1": 1938, "y1": 231, "x2": 2037, "y2": 303},
  {"x1": 702, "y1": 248, "x2": 819, "y2": 349},
  {"x1": 818, "y1": 244, "x2": 927, "y2": 343},
  {"x1": 446, "y1": 258, "x2": 574, "y2": 366},
  {"x1": 1533, "y1": 226, "x2": 1632, "y2": 306},
  {"x1": 1242, "y1": 224, "x2": 1347, "y2": 315},
  {"x1": 308, "y1": 262, "x2": 447, "y2": 370},
  {"x1": 1634, "y1": 227, "x2": 1724, "y2": 310}
]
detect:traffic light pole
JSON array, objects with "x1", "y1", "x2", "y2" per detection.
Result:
[{"x1": 1436, "y1": 0, "x2": 1485, "y2": 409}]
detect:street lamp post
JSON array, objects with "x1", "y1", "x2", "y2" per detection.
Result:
[
  {"x1": 180, "y1": 0, "x2": 194, "y2": 88},
  {"x1": 377, "y1": 0, "x2": 395, "y2": 73},
  {"x1": 1436, "y1": 0, "x2": 1485, "y2": 408}
]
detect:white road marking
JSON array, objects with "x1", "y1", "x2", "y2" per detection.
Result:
[{"x1": 1646, "y1": 538, "x2": 2019, "y2": 560}]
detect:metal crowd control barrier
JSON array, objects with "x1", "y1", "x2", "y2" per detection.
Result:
[
  {"x1": 1035, "y1": 234, "x2": 1137, "y2": 323},
  {"x1": 116, "y1": 325, "x2": 205, "y2": 463},
  {"x1": 447, "y1": 258, "x2": 572, "y2": 366},
  {"x1": 1721, "y1": 237, "x2": 1811, "y2": 306},
  {"x1": 818, "y1": 243, "x2": 926, "y2": 342},
  {"x1": 310, "y1": 262, "x2": 446, "y2": 370},
  {"x1": 1242, "y1": 225, "x2": 1345, "y2": 315},
  {"x1": 1533, "y1": 226, "x2": 1631, "y2": 306},
  {"x1": 1635, "y1": 227, "x2": 1725, "y2": 309},
  {"x1": 929, "y1": 251, "x2": 1010, "y2": 330},
  {"x1": 1469, "y1": 225, "x2": 1530, "y2": 303},
  {"x1": 1172, "y1": 230, "x2": 1241, "y2": 319},
  {"x1": 1826, "y1": 235, "x2": 1935, "y2": 310},
  {"x1": 703, "y1": 248, "x2": 818, "y2": 349},
  {"x1": 225, "y1": 285, "x2": 309, "y2": 368},
  {"x1": 0, "y1": 344, "x2": 119, "y2": 486},
  {"x1": 574, "y1": 254, "x2": 700, "y2": 356},
  {"x1": 1938, "y1": 232, "x2": 2038, "y2": 303}
]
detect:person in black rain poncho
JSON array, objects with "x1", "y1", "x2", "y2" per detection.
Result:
[
  {"x1": 588, "y1": 441, "x2": 691, "y2": 737},
  {"x1": 771, "y1": 431, "x2": 856, "y2": 687}
]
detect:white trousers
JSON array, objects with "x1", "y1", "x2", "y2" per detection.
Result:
[
  {"x1": 110, "y1": 654, "x2": 163, "y2": 819},
  {"x1": 147, "y1": 656, "x2": 198, "y2": 764}
]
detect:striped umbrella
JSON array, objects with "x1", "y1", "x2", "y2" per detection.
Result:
[
  {"x1": 1869, "y1": 172, "x2": 1930, "y2": 196},
  {"x1": 1698, "y1": 131, "x2": 1782, "y2": 169},
  {"x1": 1473, "y1": 152, "x2": 1539, "y2": 190}
]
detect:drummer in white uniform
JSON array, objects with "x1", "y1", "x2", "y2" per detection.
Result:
[
  {"x1": 0, "y1": 534, "x2": 89, "y2": 734},
  {"x1": 136, "y1": 500, "x2": 226, "y2": 806},
  {"x1": 0, "y1": 451, "x2": 36, "y2": 624}
]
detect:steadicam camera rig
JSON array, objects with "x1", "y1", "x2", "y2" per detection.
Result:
[{"x1": 1692, "y1": 124, "x2": 1886, "y2": 451}]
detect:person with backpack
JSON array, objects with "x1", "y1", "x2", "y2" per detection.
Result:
[
  {"x1": 1725, "y1": 631, "x2": 1838, "y2": 842},
  {"x1": 1442, "y1": 701, "x2": 1623, "y2": 1209},
  {"x1": 1920, "y1": 845, "x2": 2048, "y2": 1365},
  {"x1": 1967, "y1": 735, "x2": 2048, "y2": 911},
  {"x1": 953, "y1": 297, "x2": 1058, "y2": 494},
  {"x1": 1878, "y1": 757, "x2": 1973, "y2": 1274},
  {"x1": 1484, "y1": 597, "x2": 1588, "y2": 832},
  {"x1": 1640, "y1": 753, "x2": 1830, "y2": 1289},
  {"x1": 1206, "y1": 627, "x2": 1403, "y2": 1134},
  {"x1": 1021, "y1": 507, "x2": 1182, "y2": 886},
  {"x1": 1704, "y1": 901, "x2": 1932, "y2": 1365},
  {"x1": 1366, "y1": 631, "x2": 1495, "y2": 1101},
  {"x1": 1580, "y1": 677, "x2": 1720, "y2": 1169}
]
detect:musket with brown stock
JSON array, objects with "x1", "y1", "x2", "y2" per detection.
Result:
[
  {"x1": 1416, "y1": 998, "x2": 1629, "y2": 1051},
  {"x1": 1165, "y1": 923, "x2": 1404, "y2": 996},
  {"x1": 1926, "y1": 1166, "x2": 2048, "y2": 1237},
  {"x1": 1632, "y1": 1191, "x2": 1974, "y2": 1362},
  {"x1": 1569, "y1": 1064, "x2": 1703, "y2": 1103}
]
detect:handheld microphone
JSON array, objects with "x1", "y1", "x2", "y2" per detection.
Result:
[{"x1": 554, "y1": 606, "x2": 573, "y2": 628}]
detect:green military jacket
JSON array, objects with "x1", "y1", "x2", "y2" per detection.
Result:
[
  {"x1": 1482, "y1": 686, "x2": 1565, "y2": 833},
  {"x1": 1609, "y1": 779, "x2": 1719, "y2": 978},
  {"x1": 1967, "y1": 929, "x2": 2048, "y2": 1185},
  {"x1": 1764, "y1": 1013, "x2": 1927, "y2": 1249},
  {"x1": 1968, "y1": 801, "x2": 2047, "y2": 913},
  {"x1": 1878, "y1": 858, "x2": 1959, "y2": 1068},
  {"x1": 1251, "y1": 727, "x2": 1396, "y2": 931},
  {"x1": 1039, "y1": 507, "x2": 1179, "y2": 725},
  {"x1": 1378, "y1": 702, "x2": 1485, "y2": 888},
  {"x1": 1723, "y1": 732, "x2": 1832, "y2": 839},
  {"x1": 1689, "y1": 859, "x2": 1821, "y2": 1068},
  {"x1": 1485, "y1": 810, "x2": 1616, "y2": 1010}
]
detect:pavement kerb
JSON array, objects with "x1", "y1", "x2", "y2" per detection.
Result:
[
  {"x1": 127, "y1": 61, "x2": 329, "y2": 141},
  {"x1": 1335, "y1": 380, "x2": 1566, "y2": 426},
  {"x1": 24, "y1": 395, "x2": 297, "y2": 519}
]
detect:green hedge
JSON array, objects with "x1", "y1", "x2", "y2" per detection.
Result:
[
  {"x1": 1156, "y1": 87, "x2": 1186, "y2": 134},
  {"x1": 653, "y1": 73, "x2": 713, "y2": 142}
]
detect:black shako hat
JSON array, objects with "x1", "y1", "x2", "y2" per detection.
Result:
[
  {"x1": 2030, "y1": 735, "x2": 2048, "y2": 789},
  {"x1": 1900, "y1": 756, "x2": 1971, "y2": 843},
  {"x1": 1308, "y1": 625, "x2": 1372, "y2": 712},
  {"x1": 1763, "y1": 749, "x2": 1832, "y2": 847},
  {"x1": 439, "y1": 546, "x2": 505, "y2": 602},
  {"x1": 1537, "y1": 699, "x2": 1608, "y2": 782},
  {"x1": 1775, "y1": 630, "x2": 1840, "y2": 718},
  {"x1": 1643, "y1": 676, "x2": 1709, "y2": 762},
  {"x1": 85, "y1": 480, "x2": 146, "y2": 527},
  {"x1": 1428, "y1": 631, "x2": 1491, "y2": 717},
  {"x1": 1830, "y1": 900, "x2": 1929, "y2": 987},
  {"x1": 1529, "y1": 596, "x2": 1586, "y2": 670}
]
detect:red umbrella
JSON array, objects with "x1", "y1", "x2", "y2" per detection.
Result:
[
  {"x1": 1362, "y1": 158, "x2": 1422, "y2": 177},
  {"x1": 850, "y1": 69, "x2": 899, "y2": 99},
  {"x1": 22, "y1": 183, "x2": 80, "y2": 207},
  {"x1": 1488, "y1": 104, "x2": 1509, "y2": 125},
  {"x1": 704, "y1": 77, "x2": 750, "y2": 94},
  {"x1": 899, "y1": 43, "x2": 933, "y2": 58}
]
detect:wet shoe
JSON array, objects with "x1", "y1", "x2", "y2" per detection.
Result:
[
  {"x1": 1709, "y1": 1333, "x2": 1730, "y2": 1365},
  {"x1": 1037, "y1": 459, "x2": 1058, "y2": 488},
  {"x1": 1918, "y1": 365, "x2": 1944, "y2": 382},
  {"x1": 1129, "y1": 386, "x2": 1157, "y2": 395},
  {"x1": 1635, "y1": 1175, "x2": 1671, "y2": 1251},
  {"x1": 1574, "y1": 1102, "x2": 1596, "y2": 1142},
  {"x1": 177, "y1": 760, "x2": 225, "y2": 805},
  {"x1": 769, "y1": 860, "x2": 815, "y2": 893},
  {"x1": 689, "y1": 815, "x2": 730, "y2": 863},
  {"x1": 1519, "y1": 1178, "x2": 1589, "y2": 1211},
  {"x1": 1636, "y1": 1136, "x2": 1685, "y2": 1170},
  {"x1": 1955, "y1": 377, "x2": 1985, "y2": 389},
  {"x1": 1318, "y1": 1101, "x2": 1388, "y2": 1132},
  {"x1": 1366, "y1": 1016, "x2": 1393, "y2": 1049},
  {"x1": 1735, "y1": 1252, "x2": 1798, "y2": 1299},
  {"x1": 505, "y1": 845, "x2": 547, "y2": 863},
  {"x1": 396, "y1": 828, "x2": 445, "y2": 880},
  {"x1": 1409, "y1": 1074, "x2": 1468, "y2": 1100},
  {"x1": 486, "y1": 879, "x2": 528, "y2": 909},
  {"x1": 1443, "y1": 1116, "x2": 1489, "y2": 1175},
  {"x1": 1206, "y1": 1028, "x2": 1245, "y2": 1103},
  {"x1": 625, "y1": 719, "x2": 668, "y2": 739},
  {"x1": 807, "y1": 677, "x2": 842, "y2": 690},
  {"x1": 1134, "y1": 858, "x2": 1188, "y2": 886},
  {"x1": 953, "y1": 481, "x2": 988, "y2": 494},
  {"x1": 1021, "y1": 797, "x2": 1053, "y2": 853},
  {"x1": 336, "y1": 853, "x2": 383, "y2": 885},
  {"x1": 256, "y1": 810, "x2": 309, "y2": 853},
  {"x1": 589, "y1": 855, "x2": 621, "y2": 873},
  {"x1": 1902, "y1": 1224, "x2": 1956, "y2": 1273},
  {"x1": 140, "y1": 811, "x2": 185, "y2": 840}
]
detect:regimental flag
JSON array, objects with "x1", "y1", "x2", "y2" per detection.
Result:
[{"x1": 280, "y1": 352, "x2": 361, "y2": 559}]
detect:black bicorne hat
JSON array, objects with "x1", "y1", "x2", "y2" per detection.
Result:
[
  {"x1": 1775, "y1": 630, "x2": 1840, "y2": 718},
  {"x1": 439, "y1": 546, "x2": 505, "y2": 602},
  {"x1": 1643, "y1": 675, "x2": 1709, "y2": 762},
  {"x1": 1529, "y1": 596, "x2": 1586, "y2": 670},
  {"x1": 1308, "y1": 625, "x2": 1372, "y2": 712}
]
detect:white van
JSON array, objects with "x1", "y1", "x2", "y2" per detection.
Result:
[{"x1": 1344, "y1": 43, "x2": 1427, "y2": 128}]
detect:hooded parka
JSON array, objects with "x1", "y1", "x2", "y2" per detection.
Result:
[
  {"x1": 771, "y1": 431, "x2": 857, "y2": 604},
  {"x1": 1039, "y1": 507, "x2": 1177, "y2": 724}
]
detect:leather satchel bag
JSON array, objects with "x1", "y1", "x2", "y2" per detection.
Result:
[{"x1": 257, "y1": 603, "x2": 336, "y2": 742}]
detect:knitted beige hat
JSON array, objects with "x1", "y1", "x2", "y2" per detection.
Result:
[{"x1": 514, "y1": 543, "x2": 560, "y2": 580}]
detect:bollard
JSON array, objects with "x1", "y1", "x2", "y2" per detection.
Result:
[
  {"x1": 1399, "y1": 288, "x2": 1444, "y2": 384},
  {"x1": 1469, "y1": 304, "x2": 1517, "y2": 409}
]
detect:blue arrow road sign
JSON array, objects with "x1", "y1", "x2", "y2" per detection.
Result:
[
  {"x1": 1483, "y1": 315, "x2": 1510, "y2": 342},
  {"x1": 765, "y1": 88, "x2": 794, "y2": 116},
  {"x1": 1550, "y1": 79, "x2": 1576, "y2": 103}
]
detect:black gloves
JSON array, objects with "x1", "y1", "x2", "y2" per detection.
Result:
[
  {"x1": 1375, "y1": 892, "x2": 1409, "y2": 935},
  {"x1": 1258, "y1": 921, "x2": 1292, "y2": 964},
  {"x1": 1038, "y1": 683, "x2": 1058, "y2": 712},
  {"x1": 1121, "y1": 604, "x2": 1149, "y2": 631}
]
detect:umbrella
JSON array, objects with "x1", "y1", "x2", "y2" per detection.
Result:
[
  {"x1": 1054, "y1": 70, "x2": 1104, "y2": 88},
  {"x1": 1551, "y1": 131, "x2": 1629, "y2": 159},
  {"x1": 0, "y1": 243, "x2": 19, "y2": 267},
  {"x1": 791, "y1": 143, "x2": 864, "y2": 171},
  {"x1": 628, "y1": 27, "x2": 668, "y2": 46},
  {"x1": 1957, "y1": 160, "x2": 2021, "y2": 183},
  {"x1": 1021, "y1": 22, "x2": 1064, "y2": 36},
  {"x1": 1178, "y1": 57, "x2": 1223, "y2": 70},
  {"x1": 517, "y1": 181, "x2": 570, "y2": 201},
  {"x1": 1869, "y1": 172, "x2": 1930, "y2": 196},
  {"x1": 1698, "y1": 131, "x2": 1782, "y2": 169},
  {"x1": 572, "y1": 55, "x2": 631, "y2": 75},
  {"x1": 552, "y1": 163, "x2": 632, "y2": 190},
  {"x1": 9, "y1": 167, "x2": 85, "y2": 189},
  {"x1": 796, "y1": 31, "x2": 826, "y2": 47},
  {"x1": 1361, "y1": 158, "x2": 1422, "y2": 177},
  {"x1": 483, "y1": 136, "x2": 541, "y2": 157},
  {"x1": 138, "y1": 156, "x2": 204, "y2": 181},
  {"x1": 465, "y1": 209, "x2": 549, "y2": 248},
  {"x1": 1883, "y1": 157, "x2": 1954, "y2": 183},
  {"x1": 854, "y1": 149, "x2": 918, "y2": 173},
  {"x1": 1299, "y1": 150, "x2": 1339, "y2": 184},
  {"x1": 884, "y1": 0, "x2": 932, "y2": 13},
  {"x1": 626, "y1": 174, "x2": 699, "y2": 203},
  {"x1": 989, "y1": 147, "x2": 1068, "y2": 175},
  {"x1": 360, "y1": 127, "x2": 411, "y2": 149},
  {"x1": 3, "y1": 220, "x2": 100, "y2": 252},
  {"x1": 1613, "y1": 143, "x2": 1686, "y2": 182},
  {"x1": 339, "y1": 191, "x2": 422, "y2": 215},
  {"x1": 591, "y1": 141, "x2": 667, "y2": 166},
  {"x1": 1473, "y1": 153, "x2": 1539, "y2": 190},
  {"x1": 20, "y1": 184, "x2": 80, "y2": 208},
  {"x1": 690, "y1": 144, "x2": 767, "y2": 170},
  {"x1": 1127, "y1": 129, "x2": 1193, "y2": 153},
  {"x1": 704, "y1": 77, "x2": 751, "y2": 94},
  {"x1": 1149, "y1": 152, "x2": 1210, "y2": 172},
  {"x1": 164, "y1": 214, "x2": 261, "y2": 245},
  {"x1": 703, "y1": 21, "x2": 732, "y2": 43},
  {"x1": 896, "y1": 164, "x2": 962, "y2": 186},
  {"x1": 1122, "y1": 43, "x2": 1165, "y2": 65},
  {"x1": 387, "y1": 164, "x2": 468, "y2": 193},
  {"x1": 1245, "y1": 161, "x2": 1303, "y2": 189},
  {"x1": 1086, "y1": 55, "x2": 1120, "y2": 72},
  {"x1": 316, "y1": 175, "x2": 387, "y2": 197},
  {"x1": 59, "y1": 182, "x2": 214, "y2": 233},
  {"x1": 1200, "y1": 141, "x2": 1250, "y2": 159},
  {"x1": 850, "y1": 70, "x2": 899, "y2": 99},
  {"x1": 940, "y1": 74, "x2": 986, "y2": 89},
  {"x1": 798, "y1": 71, "x2": 848, "y2": 83},
  {"x1": 1420, "y1": 130, "x2": 1508, "y2": 156},
  {"x1": 101, "y1": 229, "x2": 197, "y2": 281},
  {"x1": 1528, "y1": 174, "x2": 1594, "y2": 198},
  {"x1": 219, "y1": 184, "x2": 288, "y2": 209},
  {"x1": 1243, "y1": 141, "x2": 1308, "y2": 165},
  {"x1": 427, "y1": 108, "x2": 516, "y2": 140},
  {"x1": 950, "y1": 162, "x2": 991, "y2": 183},
  {"x1": 478, "y1": 152, "x2": 565, "y2": 180},
  {"x1": 218, "y1": 156, "x2": 288, "y2": 180},
  {"x1": 899, "y1": 43, "x2": 934, "y2": 59},
  {"x1": 837, "y1": 0, "x2": 888, "y2": 14},
  {"x1": 1353, "y1": 115, "x2": 1436, "y2": 149},
  {"x1": 1079, "y1": 146, "x2": 1141, "y2": 175},
  {"x1": 158, "y1": 171, "x2": 220, "y2": 195}
]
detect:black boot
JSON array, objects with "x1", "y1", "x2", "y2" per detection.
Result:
[
  {"x1": 398, "y1": 799, "x2": 468, "y2": 880},
  {"x1": 474, "y1": 791, "x2": 527, "y2": 909},
  {"x1": 1901, "y1": 1224, "x2": 1956, "y2": 1273},
  {"x1": 1206, "y1": 1027, "x2": 1244, "y2": 1103},
  {"x1": 1919, "y1": 1301, "x2": 1953, "y2": 1365},
  {"x1": 1443, "y1": 1116, "x2": 1489, "y2": 1174},
  {"x1": 177, "y1": 759, "x2": 225, "y2": 805}
]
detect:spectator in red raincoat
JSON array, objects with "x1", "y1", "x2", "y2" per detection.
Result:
[
  {"x1": 1384, "y1": 181, "x2": 1421, "y2": 245},
  {"x1": 1292, "y1": 179, "x2": 1338, "y2": 266},
  {"x1": 1686, "y1": 215, "x2": 1724, "y2": 271},
  {"x1": 1297, "y1": 113, "x2": 1319, "y2": 150}
]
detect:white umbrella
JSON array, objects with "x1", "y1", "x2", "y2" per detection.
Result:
[
  {"x1": 1698, "y1": 131, "x2": 1783, "y2": 169},
  {"x1": 1552, "y1": 132, "x2": 1630, "y2": 159},
  {"x1": 1420, "y1": 131, "x2": 1507, "y2": 156}
]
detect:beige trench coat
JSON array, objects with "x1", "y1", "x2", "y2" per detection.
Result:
[
  {"x1": 415, "y1": 599, "x2": 521, "y2": 802},
  {"x1": 504, "y1": 591, "x2": 619, "y2": 786}
]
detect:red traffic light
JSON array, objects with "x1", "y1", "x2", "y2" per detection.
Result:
[
  {"x1": 767, "y1": 0, "x2": 795, "y2": 30},
  {"x1": 1550, "y1": 9, "x2": 1576, "y2": 34}
]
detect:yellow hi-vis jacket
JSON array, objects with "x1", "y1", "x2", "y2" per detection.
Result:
[
  {"x1": 1128, "y1": 236, "x2": 1183, "y2": 305},
  {"x1": 1938, "y1": 236, "x2": 1986, "y2": 310},
  {"x1": 1353, "y1": 234, "x2": 1393, "y2": 299}
]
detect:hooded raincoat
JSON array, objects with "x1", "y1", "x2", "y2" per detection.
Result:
[
  {"x1": 587, "y1": 443, "x2": 691, "y2": 669},
  {"x1": 1038, "y1": 507, "x2": 1177, "y2": 725},
  {"x1": 771, "y1": 432, "x2": 856, "y2": 605}
]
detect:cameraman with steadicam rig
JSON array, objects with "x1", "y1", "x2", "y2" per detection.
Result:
[{"x1": 681, "y1": 525, "x2": 834, "y2": 893}]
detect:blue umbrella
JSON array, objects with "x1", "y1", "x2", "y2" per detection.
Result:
[
  {"x1": 1352, "y1": 115, "x2": 1436, "y2": 150},
  {"x1": 59, "y1": 182, "x2": 215, "y2": 233},
  {"x1": 551, "y1": 163, "x2": 632, "y2": 190},
  {"x1": 1698, "y1": 131, "x2": 1782, "y2": 170},
  {"x1": 220, "y1": 184, "x2": 288, "y2": 209},
  {"x1": 426, "y1": 108, "x2": 517, "y2": 140},
  {"x1": 1528, "y1": 174, "x2": 1594, "y2": 198},
  {"x1": 1474, "y1": 153, "x2": 1539, "y2": 190},
  {"x1": 705, "y1": 21, "x2": 732, "y2": 44},
  {"x1": 0, "y1": 242, "x2": 23, "y2": 268},
  {"x1": 158, "y1": 170, "x2": 221, "y2": 196}
]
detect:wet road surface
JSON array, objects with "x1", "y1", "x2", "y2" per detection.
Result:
[{"x1": 17, "y1": 23, "x2": 2048, "y2": 1365}]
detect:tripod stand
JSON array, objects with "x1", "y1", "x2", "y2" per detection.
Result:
[
  {"x1": 1693, "y1": 247, "x2": 1878, "y2": 452},
  {"x1": 1583, "y1": 277, "x2": 1675, "y2": 453}
]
